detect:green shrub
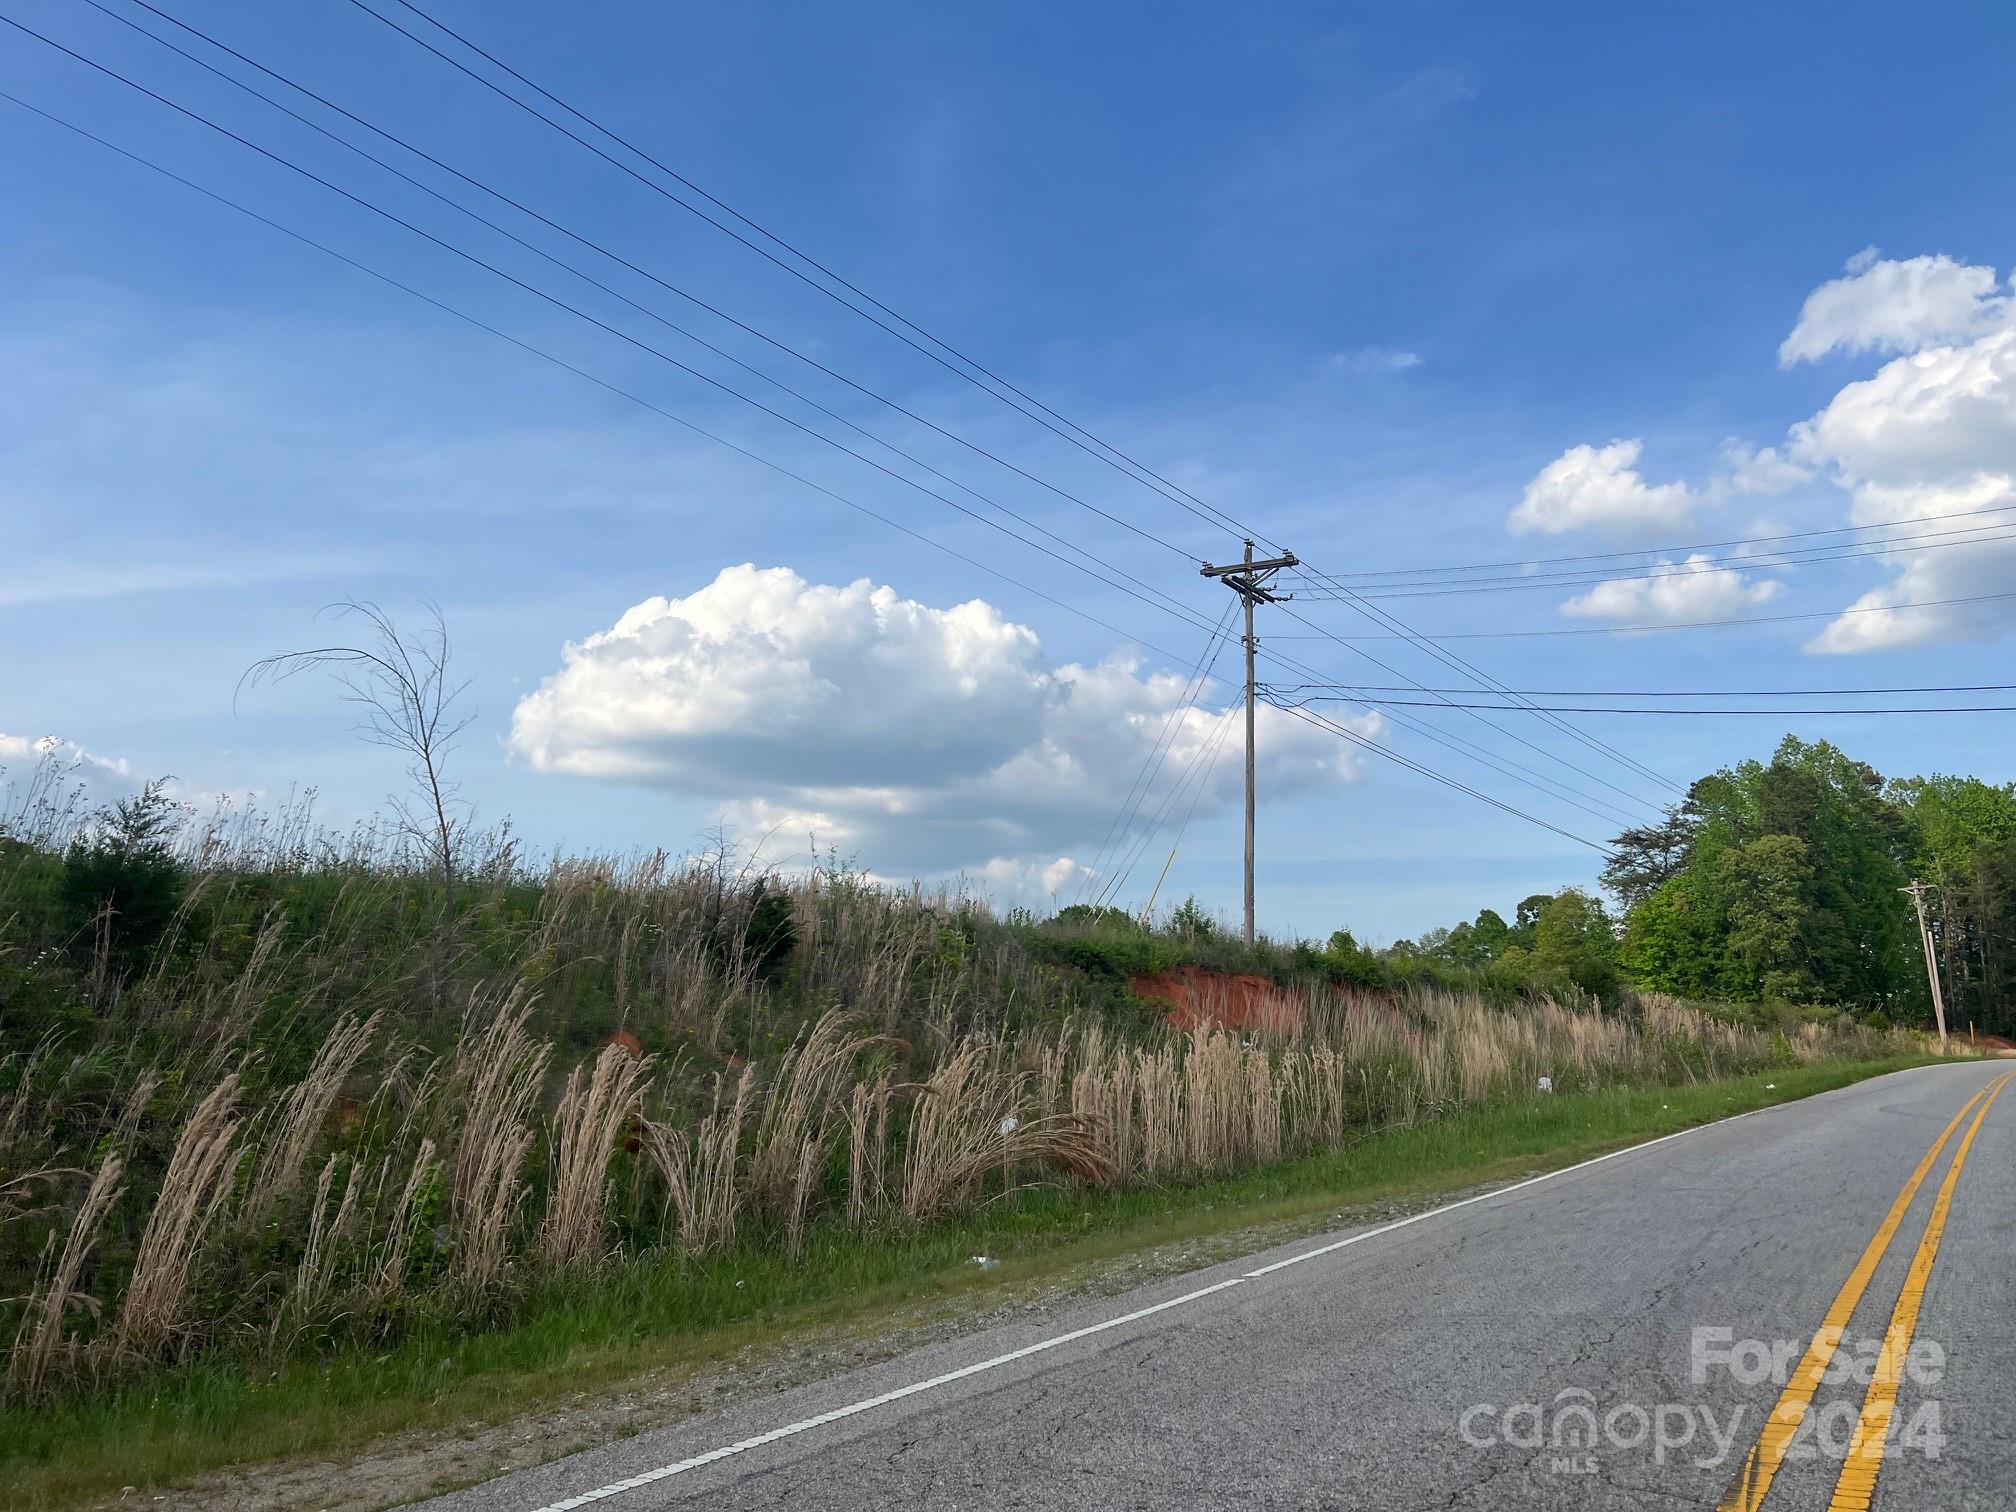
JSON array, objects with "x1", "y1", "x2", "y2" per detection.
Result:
[
  {"x1": 56, "y1": 781, "x2": 189, "y2": 978},
  {"x1": 741, "y1": 879, "x2": 798, "y2": 979}
]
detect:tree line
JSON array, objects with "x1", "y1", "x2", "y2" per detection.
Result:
[{"x1": 1384, "y1": 737, "x2": 2016, "y2": 1034}]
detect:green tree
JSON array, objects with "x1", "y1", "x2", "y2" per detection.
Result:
[
  {"x1": 1716, "y1": 834, "x2": 1817, "y2": 1003},
  {"x1": 1529, "y1": 888, "x2": 1620, "y2": 999},
  {"x1": 1168, "y1": 895, "x2": 1216, "y2": 942},
  {"x1": 1888, "y1": 774, "x2": 2016, "y2": 1032},
  {"x1": 1469, "y1": 908, "x2": 1513, "y2": 959},
  {"x1": 1513, "y1": 893, "x2": 1552, "y2": 936},
  {"x1": 1621, "y1": 737, "x2": 1913, "y2": 1010},
  {"x1": 1620, "y1": 873, "x2": 1721, "y2": 998},
  {"x1": 1318, "y1": 928, "x2": 1385, "y2": 986},
  {"x1": 1601, "y1": 807, "x2": 1699, "y2": 907}
]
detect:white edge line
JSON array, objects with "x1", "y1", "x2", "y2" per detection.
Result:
[{"x1": 525, "y1": 1064, "x2": 1953, "y2": 1511}]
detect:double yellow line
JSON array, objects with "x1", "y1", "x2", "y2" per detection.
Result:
[{"x1": 1716, "y1": 1069, "x2": 2012, "y2": 1512}]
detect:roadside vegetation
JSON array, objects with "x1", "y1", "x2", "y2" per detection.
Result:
[
  {"x1": 0, "y1": 1060, "x2": 1926, "y2": 1509},
  {"x1": 0, "y1": 727, "x2": 1980, "y2": 1500},
  {"x1": 1382, "y1": 736, "x2": 2016, "y2": 1032}
]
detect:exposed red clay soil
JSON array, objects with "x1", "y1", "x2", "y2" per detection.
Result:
[{"x1": 1132, "y1": 966, "x2": 1307, "y2": 1033}]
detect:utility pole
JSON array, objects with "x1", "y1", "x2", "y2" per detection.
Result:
[
  {"x1": 1901, "y1": 879, "x2": 1949, "y2": 1048},
  {"x1": 1201, "y1": 540, "x2": 1297, "y2": 947}
]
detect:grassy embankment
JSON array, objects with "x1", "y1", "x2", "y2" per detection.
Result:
[
  {"x1": 0, "y1": 1058, "x2": 1938, "y2": 1509},
  {"x1": 0, "y1": 773, "x2": 1943, "y2": 1506}
]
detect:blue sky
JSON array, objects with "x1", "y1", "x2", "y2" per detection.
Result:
[{"x1": 6, "y1": 0, "x2": 2016, "y2": 942}]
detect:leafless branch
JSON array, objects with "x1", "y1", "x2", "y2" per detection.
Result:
[{"x1": 243, "y1": 602, "x2": 470, "y2": 907}]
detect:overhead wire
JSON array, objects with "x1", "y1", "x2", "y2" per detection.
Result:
[
  {"x1": 1, "y1": 12, "x2": 1227, "y2": 644},
  {"x1": 32, "y1": 10, "x2": 1671, "y2": 839},
  {"x1": 1298, "y1": 499, "x2": 2016, "y2": 581},
  {"x1": 1271, "y1": 596, "x2": 1685, "y2": 799},
  {"x1": 1261, "y1": 589, "x2": 2016, "y2": 640},
  {"x1": 0, "y1": 89, "x2": 1201, "y2": 671},
  {"x1": 1262, "y1": 701, "x2": 1615, "y2": 853},
  {"x1": 0, "y1": 84, "x2": 1636, "y2": 857},
  {"x1": 1283, "y1": 524, "x2": 2016, "y2": 599},
  {"x1": 1253, "y1": 609, "x2": 1664, "y2": 817},
  {"x1": 1268, "y1": 680, "x2": 2016, "y2": 698},
  {"x1": 97, "y1": 0, "x2": 1208, "y2": 573},
  {"x1": 1071, "y1": 604, "x2": 1236, "y2": 907},
  {"x1": 339, "y1": 0, "x2": 1693, "y2": 813},
  {"x1": 1096, "y1": 700, "x2": 1242, "y2": 909},
  {"x1": 1271, "y1": 697, "x2": 2016, "y2": 716},
  {"x1": 343, "y1": 0, "x2": 1258, "y2": 541},
  {"x1": 1139, "y1": 711, "x2": 1245, "y2": 919}
]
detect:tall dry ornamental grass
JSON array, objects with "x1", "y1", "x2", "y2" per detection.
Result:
[
  {"x1": 653, "y1": 1066, "x2": 756, "y2": 1257},
  {"x1": 0, "y1": 979, "x2": 1909, "y2": 1404},
  {"x1": 539, "y1": 1042, "x2": 653, "y2": 1272},
  {"x1": 112, "y1": 1075, "x2": 241, "y2": 1361},
  {"x1": 6, "y1": 1153, "x2": 122, "y2": 1403},
  {"x1": 447, "y1": 993, "x2": 549, "y2": 1300}
]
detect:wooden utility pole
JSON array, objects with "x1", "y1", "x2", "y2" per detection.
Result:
[
  {"x1": 1901, "y1": 879, "x2": 1949, "y2": 1048},
  {"x1": 1201, "y1": 540, "x2": 1297, "y2": 947}
]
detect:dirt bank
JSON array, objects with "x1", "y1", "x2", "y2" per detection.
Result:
[{"x1": 1131, "y1": 966, "x2": 1306, "y2": 1032}]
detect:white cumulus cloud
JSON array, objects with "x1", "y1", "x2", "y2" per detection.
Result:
[
  {"x1": 1719, "y1": 440, "x2": 1812, "y2": 495},
  {"x1": 0, "y1": 734, "x2": 261, "y2": 839},
  {"x1": 1803, "y1": 477, "x2": 2016, "y2": 653},
  {"x1": 1789, "y1": 324, "x2": 2016, "y2": 487},
  {"x1": 1781, "y1": 262, "x2": 2016, "y2": 651},
  {"x1": 1510, "y1": 439, "x2": 1695, "y2": 539},
  {"x1": 1506, "y1": 252, "x2": 2016, "y2": 650},
  {"x1": 1559, "y1": 555, "x2": 1785, "y2": 625},
  {"x1": 0, "y1": 732, "x2": 134, "y2": 805},
  {"x1": 1779, "y1": 252, "x2": 2009, "y2": 368},
  {"x1": 508, "y1": 566, "x2": 1381, "y2": 876}
]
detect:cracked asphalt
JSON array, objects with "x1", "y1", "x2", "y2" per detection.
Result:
[{"x1": 416, "y1": 1061, "x2": 2014, "y2": 1510}]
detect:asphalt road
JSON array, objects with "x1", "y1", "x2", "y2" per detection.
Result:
[{"x1": 420, "y1": 1061, "x2": 2015, "y2": 1511}]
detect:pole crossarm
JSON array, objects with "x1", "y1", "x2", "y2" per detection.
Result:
[{"x1": 1201, "y1": 550, "x2": 1299, "y2": 603}]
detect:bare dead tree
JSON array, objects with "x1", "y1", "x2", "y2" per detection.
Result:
[{"x1": 242, "y1": 602, "x2": 472, "y2": 913}]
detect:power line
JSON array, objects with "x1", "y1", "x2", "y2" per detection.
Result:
[
  {"x1": 1281, "y1": 515, "x2": 2016, "y2": 591},
  {"x1": 1135, "y1": 710, "x2": 1240, "y2": 919},
  {"x1": 0, "y1": 89, "x2": 1206, "y2": 676},
  {"x1": 343, "y1": 0, "x2": 1682, "y2": 823},
  {"x1": 1262, "y1": 590, "x2": 2016, "y2": 640},
  {"x1": 316, "y1": 5, "x2": 2010, "y2": 820},
  {"x1": 92, "y1": 0, "x2": 1667, "y2": 831},
  {"x1": 1271, "y1": 696, "x2": 2016, "y2": 716},
  {"x1": 1307, "y1": 500, "x2": 2016, "y2": 580},
  {"x1": 49, "y1": 15, "x2": 1671, "y2": 841},
  {"x1": 1095, "y1": 697, "x2": 1241, "y2": 910},
  {"x1": 1268, "y1": 681, "x2": 2016, "y2": 698},
  {"x1": 344, "y1": 0, "x2": 1260, "y2": 543},
  {"x1": 1264, "y1": 701, "x2": 1615, "y2": 853},
  {"x1": 73, "y1": 0, "x2": 1210, "y2": 639},
  {"x1": 1074, "y1": 607, "x2": 1236, "y2": 906},
  {"x1": 97, "y1": 0, "x2": 1205, "y2": 573},
  {"x1": 3, "y1": 13, "x2": 1225, "y2": 644},
  {"x1": 1272, "y1": 597, "x2": 1685, "y2": 801},
  {"x1": 1285, "y1": 525, "x2": 2016, "y2": 600},
  {"x1": 64, "y1": 9, "x2": 1663, "y2": 843},
  {"x1": 7, "y1": 84, "x2": 1638, "y2": 866}
]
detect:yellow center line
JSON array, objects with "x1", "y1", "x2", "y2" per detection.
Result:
[
  {"x1": 1824, "y1": 1072, "x2": 2009, "y2": 1511},
  {"x1": 1715, "y1": 1072, "x2": 2011, "y2": 1512}
]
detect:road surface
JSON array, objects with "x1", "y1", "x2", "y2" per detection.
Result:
[{"x1": 419, "y1": 1061, "x2": 2014, "y2": 1510}]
